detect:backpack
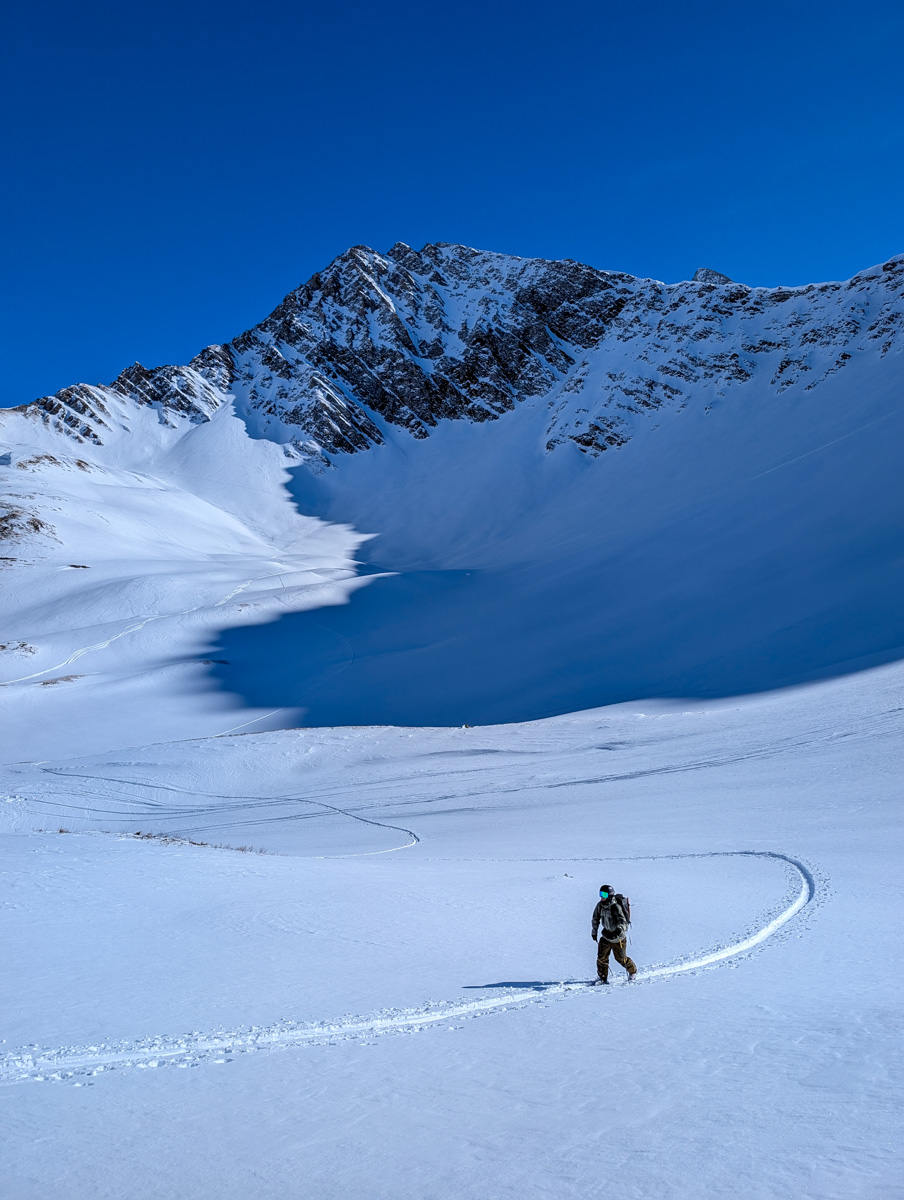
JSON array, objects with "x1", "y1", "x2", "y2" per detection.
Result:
[{"x1": 615, "y1": 893, "x2": 631, "y2": 926}]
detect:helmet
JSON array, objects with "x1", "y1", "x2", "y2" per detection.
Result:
[{"x1": 599, "y1": 883, "x2": 615, "y2": 898}]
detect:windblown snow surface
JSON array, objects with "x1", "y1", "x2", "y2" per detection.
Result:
[{"x1": 1, "y1": 245, "x2": 903, "y2": 1198}]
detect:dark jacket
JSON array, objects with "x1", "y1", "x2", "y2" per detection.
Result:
[{"x1": 592, "y1": 895, "x2": 629, "y2": 943}]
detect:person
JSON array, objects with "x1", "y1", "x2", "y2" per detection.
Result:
[{"x1": 591, "y1": 884, "x2": 637, "y2": 983}]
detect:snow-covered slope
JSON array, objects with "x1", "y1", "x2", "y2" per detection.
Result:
[
  {"x1": 2, "y1": 661, "x2": 902, "y2": 1198},
  {"x1": 2, "y1": 244, "x2": 903, "y2": 753},
  {"x1": 2, "y1": 245, "x2": 904, "y2": 1200}
]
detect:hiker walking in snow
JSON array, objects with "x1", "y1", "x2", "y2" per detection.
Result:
[{"x1": 591, "y1": 884, "x2": 637, "y2": 983}]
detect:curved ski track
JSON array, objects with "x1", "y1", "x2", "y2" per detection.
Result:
[
  {"x1": 23, "y1": 768, "x2": 421, "y2": 856},
  {"x1": 0, "y1": 851, "x2": 818, "y2": 1087}
]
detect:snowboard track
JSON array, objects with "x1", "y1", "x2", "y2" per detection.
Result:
[{"x1": 0, "y1": 850, "x2": 819, "y2": 1087}]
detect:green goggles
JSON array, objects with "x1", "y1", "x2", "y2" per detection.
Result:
[{"x1": 599, "y1": 890, "x2": 610, "y2": 899}]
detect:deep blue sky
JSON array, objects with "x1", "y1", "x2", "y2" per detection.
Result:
[{"x1": 2, "y1": 0, "x2": 902, "y2": 407}]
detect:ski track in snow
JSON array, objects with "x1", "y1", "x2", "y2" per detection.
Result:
[
  {"x1": 0, "y1": 851, "x2": 817, "y2": 1087},
  {"x1": 24, "y1": 767, "x2": 421, "y2": 856}
]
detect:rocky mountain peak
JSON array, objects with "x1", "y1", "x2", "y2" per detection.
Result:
[
  {"x1": 692, "y1": 267, "x2": 734, "y2": 285},
  {"x1": 6, "y1": 245, "x2": 904, "y2": 468}
]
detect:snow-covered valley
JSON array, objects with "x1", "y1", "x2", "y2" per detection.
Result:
[
  {"x1": 1, "y1": 245, "x2": 903, "y2": 1198},
  {"x1": 3, "y1": 669, "x2": 902, "y2": 1198}
]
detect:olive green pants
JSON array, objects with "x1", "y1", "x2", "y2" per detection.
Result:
[{"x1": 597, "y1": 937, "x2": 636, "y2": 981}]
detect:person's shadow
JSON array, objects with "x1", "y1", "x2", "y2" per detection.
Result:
[{"x1": 462, "y1": 980, "x2": 588, "y2": 991}]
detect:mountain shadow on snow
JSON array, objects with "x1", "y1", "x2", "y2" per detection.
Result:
[
  {"x1": 208, "y1": 371, "x2": 904, "y2": 726},
  {"x1": 208, "y1": 553, "x2": 904, "y2": 727}
]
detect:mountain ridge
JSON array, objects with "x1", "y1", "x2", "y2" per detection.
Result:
[{"x1": 7, "y1": 243, "x2": 904, "y2": 469}]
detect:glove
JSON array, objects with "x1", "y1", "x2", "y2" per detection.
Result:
[{"x1": 591, "y1": 933, "x2": 597, "y2": 941}]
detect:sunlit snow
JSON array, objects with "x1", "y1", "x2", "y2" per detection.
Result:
[{"x1": 1, "y1": 247, "x2": 902, "y2": 1198}]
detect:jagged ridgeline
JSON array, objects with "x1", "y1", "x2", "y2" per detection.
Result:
[{"x1": 16, "y1": 243, "x2": 904, "y2": 465}]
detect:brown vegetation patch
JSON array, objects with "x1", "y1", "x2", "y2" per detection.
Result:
[{"x1": 0, "y1": 508, "x2": 53, "y2": 541}]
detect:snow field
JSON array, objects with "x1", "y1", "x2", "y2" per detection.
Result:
[
  {"x1": 0, "y1": 837, "x2": 809, "y2": 1066},
  {"x1": 2, "y1": 662, "x2": 902, "y2": 1197}
]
